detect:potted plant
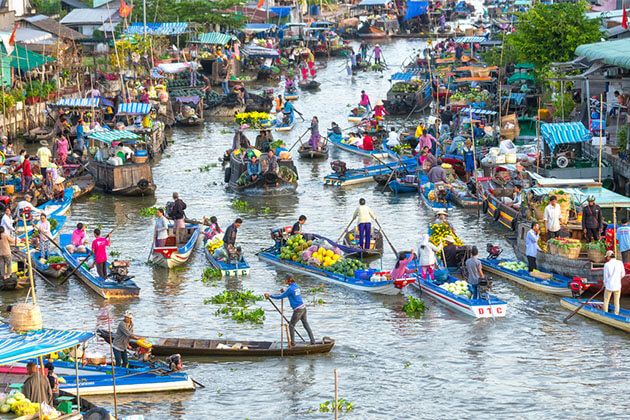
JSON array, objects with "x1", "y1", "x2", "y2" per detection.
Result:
[
  {"x1": 25, "y1": 81, "x2": 42, "y2": 105},
  {"x1": 583, "y1": 241, "x2": 606, "y2": 263}
]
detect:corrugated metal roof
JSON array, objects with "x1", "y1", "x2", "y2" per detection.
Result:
[
  {"x1": 193, "y1": 32, "x2": 234, "y2": 45},
  {"x1": 15, "y1": 28, "x2": 53, "y2": 44},
  {"x1": 540, "y1": 122, "x2": 592, "y2": 153},
  {"x1": 575, "y1": 39, "x2": 630, "y2": 70},
  {"x1": 60, "y1": 8, "x2": 120, "y2": 25}
]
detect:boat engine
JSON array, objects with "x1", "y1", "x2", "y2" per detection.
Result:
[
  {"x1": 107, "y1": 260, "x2": 134, "y2": 283},
  {"x1": 166, "y1": 354, "x2": 183, "y2": 371},
  {"x1": 331, "y1": 160, "x2": 348, "y2": 177},
  {"x1": 570, "y1": 277, "x2": 585, "y2": 298},
  {"x1": 486, "y1": 243, "x2": 503, "y2": 259},
  {"x1": 434, "y1": 184, "x2": 449, "y2": 204},
  {"x1": 271, "y1": 226, "x2": 292, "y2": 246},
  {"x1": 227, "y1": 246, "x2": 243, "y2": 265}
]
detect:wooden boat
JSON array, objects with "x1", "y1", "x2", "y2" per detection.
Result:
[
  {"x1": 478, "y1": 177, "x2": 520, "y2": 231},
  {"x1": 226, "y1": 152, "x2": 298, "y2": 195},
  {"x1": 59, "y1": 233, "x2": 140, "y2": 299},
  {"x1": 97, "y1": 328, "x2": 334, "y2": 357},
  {"x1": 348, "y1": 106, "x2": 369, "y2": 122},
  {"x1": 24, "y1": 127, "x2": 53, "y2": 144},
  {"x1": 284, "y1": 87, "x2": 299, "y2": 100},
  {"x1": 451, "y1": 179, "x2": 481, "y2": 207},
  {"x1": 298, "y1": 80, "x2": 321, "y2": 90},
  {"x1": 357, "y1": 27, "x2": 390, "y2": 39},
  {"x1": 257, "y1": 247, "x2": 412, "y2": 295},
  {"x1": 342, "y1": 226, "x2": 384, "y2": 257},
  {"x1": 31, "y1": 251, "x2": 67, "y2": 278},
  {"x1": 68, "y1": 175, "x2": 95, "y2": 199},
  {"x1": 60, "y1": 371, "x2": 195, "y2": 395},
  {"x1": 203, "y1": 232, "x2": 250, "y2": 279},
  {"x1": 175, "y1": 114, "x2": 203, "y2": 126},
  {"x1": 389, "y1": 176, "x2": 420, "y2": 194},
  {"x1": 560, "y1": 298, "x2": 630, "y2": 332},
  {"x1": 481, "y1": 258, "x2": 593, "y2": 296},
  {"x1": 298, "y1": 144, "x2": 329, "y2": 159},
  {"x1": 151, "y1": 224, "x2": 200, "y2": 269},
  {"x1": 275, "y1": 113, "x2": 295, "y2": 131},
  {"x1": 420, "y1": 183, "x2": 453, "y2": 212},
  {"x1": 327, "y1": 132, "x2": 389, "y2": 160},
  {"x1": 324, "y1": 157, "x2": 417, "y2": 187},
  {"x1": 412, "y1": 275, "x2": 507, "y2": 318},
  {"x1": 383, "y1": 80, "x2": 433, "y2": 115}
]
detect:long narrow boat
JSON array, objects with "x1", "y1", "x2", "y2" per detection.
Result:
[
  {"x1": 324, "y1": 157, "x2": 417, "y2": 187},
  {"x1": 478, "y1": 177, "x2": 520, "y2": 231},
  {"x1": 412, "y1": 275, "x2": 507, "y2": 318},
  {"x1": 420, "y1": 183, "x2": 453, "y2": 212},
  {"x1": 31, "y1": 251, "x2": 67, "y2": 278},
  {"x1": 275, "y1": 113, "x2": 295, "y2": 131},
  {"x1": 481, "y1": 258, "x2": 593, "y2": 297},
  {"x1": 17, "y1": 214, "x2": 66, "y2": 243},
  {"x1": 298, "y1": 144, "x2": 329, "y2": 159},
  {"x1": 59, "y1": 234, "x2": 140, "y2": 298},
  {"x1": 342, "y1": 226, "x2": 384, "y2": 257},
  {"x1": 327, "y1": 132, "x2": 390, "y2": 160},
  {"x1": 560, "y1": 298, "x2": 630, "y2": 332},
  {"x1": 16, "y1": 189, "x2": 74, "y2": 232},
  {"x1": 257, "y1": 246, "x2": 413, "y2": 295},
  {"x1": 97, "y1": 328, "x2": 334, "y2": 357},
  {"x1": 59, "y1": 371, "x2": 196, "y2": 395},
  {"x1": 151, "y1": 224, "x2": 200, "y2": 269},
  {"x1": 348, "y1": 107, "x2": 369, "y2": 122},
  {"x1": 203, "y1": 231, "x2": 250, "y2": 278}
]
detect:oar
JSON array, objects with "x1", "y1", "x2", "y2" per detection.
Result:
[
  {"x1": 60, "y1": 216, "x2": 128, "y2": 285},
  {"x1": 293, "y1": 107, "x2": 305, "y2": 121},
  {"x1": 147, "y1": 232, "x2": 156, "y2": 263},
  {"x1": 373, "y1": 219, "x2": 397, "y2": 256},
  {"x1": 287, "y1": 128, "x2": 310, "y2": 153},
  {"x1": 266, "y1": 297, "x2": 305, "y2": 342},
  {"x1": 381, "y1": 161, "x2": 401, "y2": 193},
  {"x1": 337, "y1": 219, "x2": 355, "y2": 243},
  {"x1": 563, "y1": 287, "x2": 604, "y2": 323}
]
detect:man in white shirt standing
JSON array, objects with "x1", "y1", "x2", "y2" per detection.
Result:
[
  {"x1": 1, "y1": 207, "x2": 14, "y2": 237},
  {"x1": 602, "y1": 250, "x2": 625, "y2": 315},
  {"x1": 543, "y1": 195, "x2": 562, "y2": 239},
  {"x1": 350, "y1": 198, "x2": 377, "y2": 250},
  {"x1": 386, "y1": 128, "x2": 400, "y2": 148}
]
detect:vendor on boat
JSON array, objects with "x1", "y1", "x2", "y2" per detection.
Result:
[
  {"x1": 233, "y1": 129, "x2": 251, "y2": 150},
  {"x1": 472, "y1": 122, "x2": 486, "y2": 141},
  {"x1": 113, "y1": 311, "x2": 143, "y2": 368},
  {"x1": 427, "y1": 159, "x2": 448, "y2": 184},
  {"x1": 22, "y1": 361, "x2": 52, "y2": 405},
  {"x1": 291, "y1": 215, "x2": 307, "y2": 235},
  {"x1": 154, "y1": 209, "x2": 169, "y2": 247},
  {"x1": 359, "y1": 90, "x2": 371, "y2": 111},
  {"x1": 361, "y1": 134, "x2": 374, "y2": 151},
  {"x1": 416, "y1": 129, "x2": 436, "y2": 155},
  {"x1": 282, "y1": 100, "x2": 294, "y2": 126},
  {"x1": 391, "y1": 251, "x2": 417, "y2": 280},
  {"x1": 309, "y1": 116, "x2": 321, "y2": 151},
  {"x1": 1, "y1": 207, "x2": 14, "y2": 237},
  {"x1": 509, "y1": 184, "x2": 522, "y2": 210},
  {"x1": 0, "y1": 226, "x2": 14, "y2": 281},
  {"x1": 275, "y1": 95, "x2": 284, "y2": 113},
  {"x1": 171, "y1": 192, "x2": 187, "y2": 246},
  {"x1": 433, "y1": 209, "x2": 455, "y2": 234},
  {"x1": 442, "y1": 235, "x2": 467, "y2": 268},
  {"x1": 462, "y1": 139, "x2": 475, "y2": 182},
  {"x1": 265, "y1": 275, "x2": 316, "y2": 346},
  {"x1": 261, "y1": 150, "x2": 279, "y2": 174},
  {"x1": 202, "y1": 216, "x2": 222, "y2": 241},
  {"x1": 582, "y1": 195, "x2": 603, "y2": 243},
  {"x1": 544, "y1": 195, "x2": 562, "y2": 239},
  {"x1": 465, "y1": 246, "x2": 484, "y2": 299},
  {"x1": 440, "y1": 105, "x2": 454, "y2": 132},
  {"x1": 618, "y1": 219, "x2": 630, "y2": 263},
  {"x1": 15, "y1": 194, "x2": 40, "y2": 219},
  {"x1": 386, "y1": 128, "x2": 400, "y2": 148},
  {"x1": 214, "y1": 218, "x2": 242, "y2": 262},
  {"x1": 330, "y1": 122, "x2": 342, "y2": 136},
  {"x1": 66, "y1": 223, "x2": 88, "y2": 253},
  {"x1": 373, "y1": 100, "x2": 389, "y2": 125},
  {"x1": 350, "y1": 198, "x2": 377, "y2": 250},
  {"x1": 526, "y1": 222, "x2": 542, "y2": 272},
  {"x1": 247, "y1": 155, "x2": 261, "y2": 183},
  {"x1": 418, "y1": 234, "x2": 439, "y2": 280},
  {"x1": 92, "y1": 228, "x2": 111, "y2": 279},
  {"x1": 33, "y1": 214, "x2": 51, "y2": 261},
  {"x1": 603, "y1": 250, "x2": 624, "y2": 316}
]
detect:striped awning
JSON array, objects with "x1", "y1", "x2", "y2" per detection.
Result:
[
  {"x1": 88, "y1": 130, "x2": 141, "y2": 144},
  {"x1": 0, "y1": 325, "x2": 93, "y2": 366},
  {"x1": 117, "y1": 102, "x2": 151, "y2": 115},
  {"x1": 454, "y1": 36, "x2": 486, "y2": 43},
  {"x1": 125, "y1": 22, "x2": 189, "y2": 35},
  {"x1": 390, "y1": 72, "x2": 415, "y2": 81},
  {"x1": 193, "y1": 32, "x2": 235, "y2": 45},
  {"x1": 540, "y1": 122, "x2": 592, "y2": 153},
  {"x1": 175, "y1": 95, "x2": 200, "y2": 104},
  {"x1": 460, "y1": 108, "x2": 497, "y2": 116},
  {"x1": 491, "y1": 16, "x2": 510, "y2": 27},
  {"x1": 52, "y1": 98, "x2": 100, "y2": 108}
]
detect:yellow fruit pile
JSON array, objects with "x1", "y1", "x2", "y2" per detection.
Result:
[
  {"x1": 312, "y1": 247, "x2": 342, "y2": 267},
  {"x1": 429, "y1": 222, "x2": 464, "y2": 249}
]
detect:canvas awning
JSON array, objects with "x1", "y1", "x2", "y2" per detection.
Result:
[
  {"x1": 88, "y1": 130, "x2": 141, "y2": 144},
  {"x1": 193, "y1": 32, "x2": 235, "y2": 45},
  {"x1": 117, "y1": 103, "x2": 151, "y2": 115},
  {"x1": 157, "y1": 62, "x2": 190, "y2": 74},
  {"x1": 244, "y1": 24, "x2": 277, "y2": 33},
  {"x1": 0, "y1": 325, "x2": 93, "y2": 366},
  {"x1": 540, "y1": 122, "x2": 592, "y2": 153},
  {"x1": 270, "y1": 6, "x2": 292, "y2": 17},
  {"x1": 404, "y1": 1, "x2": 428, "y2": 20},
  {"x1": 460, "y1": 107, "x2": 497, "y2": 116},
  {"x1": 125, "y1": 22, "x2": 189, "y2": 36},
  {"x1": 575, "y1": 39, "x2": 630, "y2": 70},
  {"x1": 241, "y1": 46, "x2": 280, "y2": 58},
  {"x1": 52, "y1": 98, "x2": 100, "y2": 108}
]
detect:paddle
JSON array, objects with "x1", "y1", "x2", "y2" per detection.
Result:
[
  {"x1": 381, "y1": 161, "x2": 401, "y2": 193},
  {"x1": 337, "y1": 219, "x2": 355, "y2": 243},
  {"x1": 60, "y1": 216, "x2": 128, "y2": 285},
  {"x1": 293, "y1": 107, "x2": 305, "y2": 121},
  {"x1": 266, "y1": 297, "x2": 305, "y2": 342},
  {"x1": 287, "y1": 128, "x2": 311, "y2": 153},
  {"x1": 563, "y1": 287, "x2": 604, "y2": 323},
  {"x1": 373, "y1": 219, "x2": 397, "y2": 255},
  {"x1": 147, "y1": 232, "x2": 156, "y2": 263}
]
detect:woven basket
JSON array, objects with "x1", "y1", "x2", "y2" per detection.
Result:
[
  {"x1": 587, "y1": 248, "x2": 606, "y2": 263},
  {"x1": 558, "y1": 246, "x2": 581, "y2": 260},
  {"x1": 10, "y1": 303, "x2": 42, "y2": 332},
  {"x1": 548, "y1": 242, "x2": 558, "y2": 255},
  {"x1": 533, "y1": 206, "x2": 545, "y2": 221}
]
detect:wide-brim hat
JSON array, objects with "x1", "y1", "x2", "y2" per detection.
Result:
[
  {"x1": 435, "y1": 209, "x2": 447, "y2": 216},
  {"x1": 376, "y1": 100, "x2": 384, "y2": 106},
  {"x1": 124, "y1": 310, "x2": 134, "y2": 319},
  {"x1": 40, "y1": 140, "x2": 49, "y2": 146},
  {"x1": 444, "y1": 235, "x2": 456, "y2": 243}
]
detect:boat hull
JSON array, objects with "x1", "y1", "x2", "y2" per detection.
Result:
[
  {"x1": 60, "y1": 374, "x2": 196, "y2": 395},
  {"x1": 328, "y1": 133, "x2": 389, "y2": 159},
  {"x1": 204, "y1": 243, "x2": 251, "y2": 278},
  {"x1": 152, "y1": 225, "x2": 200, "y2": 269},
  {"x1": 481, "y1": 259, "x2": 575, "y2": 296},
  {"x1": 560, "y1": 298, "x2": 630, "y2": 332}
]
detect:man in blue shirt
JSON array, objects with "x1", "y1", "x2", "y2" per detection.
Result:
[
  {"x1": 246, "y1": 155, "x2": 261, "y2": 183},
  {"x1": 526, "y1": 222, "x2": 542, "y2": 272},
  {"x1": 266, "y1": 275, "x2": 316, "y2": 345},
  {"x1": 617, "y1": 218, "x2": 630, "y2": 263}
]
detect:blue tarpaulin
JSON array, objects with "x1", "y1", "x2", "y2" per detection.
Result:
[
  {"x1": 270, "y1": 7, "x2": 292, "y2": 17},
  {"x1": 404, "y1": 1, "x2": 428, "y2": 20},
  {"x1": 390, "y1": 72, "x2": 416, "y2": 81},
  {"x1": 117, "y1": 103, "x2": 151, "y2": 115},
  {"x1": 540, "y1": 122, "x2": 591, "y2": 153},
  {"x1": 358, "y1": 0, "x2": 391, "y2": 6},
  {"x1": 125, "y1": 22, "x2": 189, "y2": 35},
  {"x1": 0, "y1": 325, "x2": 93, "y2": 366}
]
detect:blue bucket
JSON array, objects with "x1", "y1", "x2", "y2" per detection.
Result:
[
  {"x1": 355, "y1": 269, "x2": 376, "y2": 280},
  {"x1": 135, "y1": 150, "x2": 148, "y2": 157}
]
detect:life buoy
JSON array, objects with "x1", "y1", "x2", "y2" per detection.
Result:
[
  {"x1": 556, "y1": 156, "x2": 569, "y2": 168},
  {"x1": 224, "y1": 167, "x2": 231, "y2": 183},
  {"x1": 20, "y1": 207, "x2": 33, "y2": 221},
  {"x1": 482, "y1": 200, "x2": 488, "y2": 214},
  {"x1": 493, "y1": 206, "x2": 501, "y2": 221},
  {"x1": 137, "y1": 179, "x2": 150, "y2": 190}
]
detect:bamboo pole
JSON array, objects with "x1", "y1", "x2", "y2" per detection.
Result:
[
  {"x1": 334, "y1": 369, "x2": 339, "y2": 420},
  {"x1": 74, "y1": 346, "x2": 81, "y2": 413},
  {"x1": 497, "y1": 30, "x2": 506, "y2": 130},
  {"x1": 599, "y1": 93, "x2": 603, "y2": 183},
  {"x1": 614, "y1": 201, "x2": 617, "y2": 260},
  {"x1": 107, "y1": 315, "x2": 119, "y2": 419},
  {"x1": 280, "y1": 298, "x2": 284, "y2": 358},
  {"x1": 22, "y1": 213, "x2": 36, "y2": 305},
  {"x1": 536, "y1": 96, "x2": 541, "y2": 174}
]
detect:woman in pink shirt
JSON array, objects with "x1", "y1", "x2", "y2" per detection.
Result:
[
  {"x1": 391, "y1": 251, "x2": 417, "y2": 280},
  {"x1": 66, "y1": 223, "x2": 87, "y2": 253},
  {"x1": 56, "y1": 137, "x2": 69, "y2": 166},
  {"x1": 91, "y1": 228, "x2": 111, "y2": 279}
]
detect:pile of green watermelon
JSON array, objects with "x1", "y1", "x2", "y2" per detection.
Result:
[
  {"x1": 322, "y1": 258, "x2": 367, "y2": 277},
  {"x1": 279, "y1": 235, "x2": 311, "y2": 262}
]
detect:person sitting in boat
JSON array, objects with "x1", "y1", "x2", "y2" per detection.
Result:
[
  {"x1": 291, "y1": 215, "x2": 307, "y2": 235},
  {"x1": 282, "y1": 100, "x2": 294, "y2": 126},
  {"x1": 347, "y1": 133, "x2": 362, "y2": 147},
  {"x1": 418, "y1": 234, "x2": 439, "y2": 281},
  {"x1": 359, "y1": 90, "x2": 371, "y2": 111},
  {"x1": 52, "y1": 177, "x2": 65, "y2": 201},
  {"x1": 247, "y1": 155, "x2": 262, "y2": 183},
  {"x1": 361, "y1": 134, "x2": 374, "y2": 151},
  {"x1": 506, "y1": 184, "x2": 522, "y2": 210},
  {"x1": 330, "y1": 122, "x2": 342, "y2": 136},
  {"x1": 421, "y1": 147, "x2": 437, "y2": 170},
  {"x1": 465, "y1": 246, "x2": 484, "y2": 299},
  {"x1": 309, "y1": 116, "x2": 321, "y2": 151},
  {"x1": 427, "y1": 159, "x2": 448, "y2": 184},
  {"x1": 233, "y1": 129, "x2": 251, "y2": 151},
  {"x1": 261, "y1": 150, "x2": 279, "y2": 174},
  {"x1": 433, "y1": 209, "x2": 456, "y2": 235},
  {"x1": 66, "y1": 222, "x2": 88, "y2": 254},
  {"x1": 443, "y1": 235, "x2": 468, "y2": 269},
  {"x1": 391, "y1": 251, "x2": 417, "y2": 280},
  {"x1": 202, "y1": 216, "x2": 222, "y2": 241},
  {"x1": 113, "y1": 311, "x2": 143, "y2": 368},
  {"x1": 214, "y1": 218, "x2": 242, "y2": 261},
  {"x1": 386, "y1": 128, "x2": 400, "y2": 148},
  {"x1": 265, "y1": 275, "x2": 316, "y2": 346},
  {"x1": 44, "y1": 362, "x2": 59, "y2": 401}
]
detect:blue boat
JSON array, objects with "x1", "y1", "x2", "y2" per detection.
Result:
[
  {"x1": 59, "y1": 371, "x2": 196, "y2": 395},
  {"x1": 284, "y1": 87, "x2": 299, "y2": 100},
  {"x1": 324, "y1": 156, "x2": 417, "y2": 187},
  {"x1": 59, "y1": 233, "x2": 140, "y2": 299},
  {"x1": 257, "y1": 245, "x2": 413, "y2": 295},
  {"x1": 202, "y1": 228, "x2": 250, "y2": 278},
  {"x1": 560, "y1": 298, "x2": 630, "y2": 333},
  {"x1": 16, "y1": 188, "x2": 74, "y2": 232},
  {"x1": 412, "y1": 275, "x2": 507, "y2": 318},
  {"x1": 17, "y1": 214, "x2": 66, "y2": 243},
  {"x1": 348, "y1": 106, "x2": 368, "y2": 122},
  {"x1": 420, "y1": 182, "x2": 453, "y2": 212},
  {"x1": 481, "y1": 258, "x2": 597, "y2": 296},
  {"x1": 275, "y1": 112, "x2": 295, "y2": 132},
  {"x1": 327, "y1": 131, "x2": 390, "y2": 159}
]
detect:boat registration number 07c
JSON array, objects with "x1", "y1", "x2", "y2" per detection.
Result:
[{"x1": 477, "y1": 306, "x2": 503, "y2": 316}]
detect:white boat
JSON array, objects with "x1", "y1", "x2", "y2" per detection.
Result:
[{"x1": 151, "y1": 224, "x2": 200, "y2": 268}]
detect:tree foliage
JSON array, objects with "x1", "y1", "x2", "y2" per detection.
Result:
[
  {"x1": 129, "y1": 0, "x2": 247, "y2": 29},
  {"x1": 506, "y1": 2, "x2": 602, "y2": 70}
]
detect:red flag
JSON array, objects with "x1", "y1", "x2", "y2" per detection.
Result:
[
  {"x1": 256, "y1": 0, "x2": 265, "y2": 8},
  {"x1": 119, "y1": 0, "x2": 134, "y2": 18},
  {"x1": 623, "y1": 4, "x2": 628, "y2": 30},
  {"x1": 6, "y1": 24, "x2": 17, "y2": 55}
]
